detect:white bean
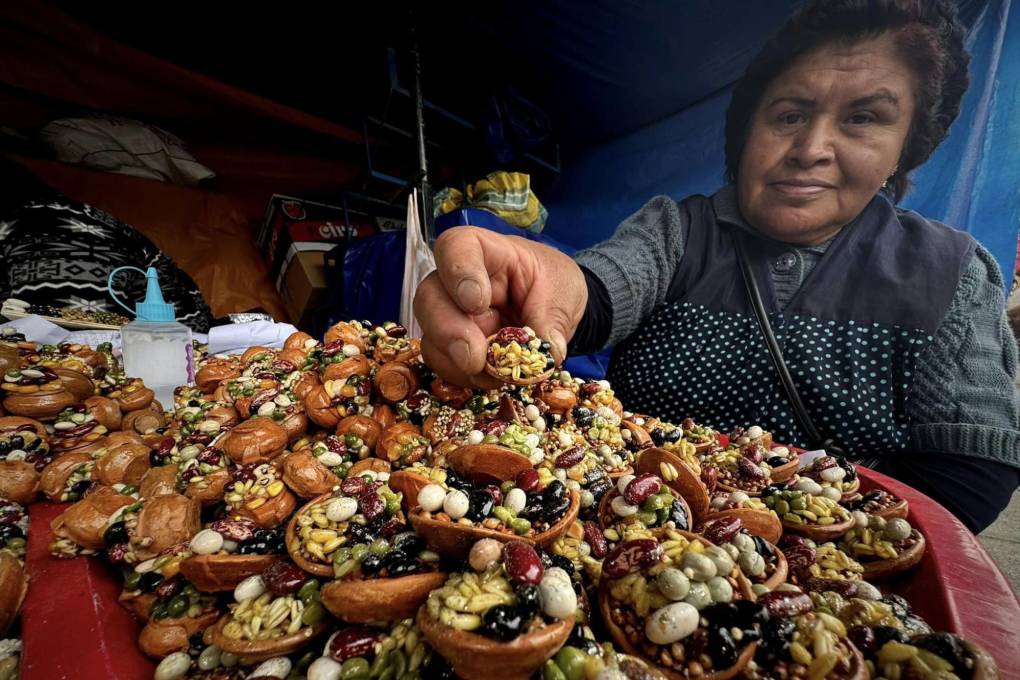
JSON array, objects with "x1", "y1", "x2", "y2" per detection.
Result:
[
  {"x1": 524, "y1": 404, "x2": 541, "y2": 421},
  {"x1": 611, "y1": 495, "x2": 638, "y2": 517},
  {"x1": 251, "y1": 657, "x2": 292, "y2": 678},
  {"x1": 645, "y1": 602, "x2": 699, "y2": 644},
  {"x1": 469, "y1": 538, "x2": 503, "y2": 572},
  {"x1": 189, "y1": 529, "x2": 224, "y2": 556},
  {"x1": 234, "y1": 575, "x2": 266, "y2": 603},
  {"x1": 503, "y1": 488, "x2": 527, "y2": 514},
  {"x1": 325, "y1": 497, "x2": 358, "y2": 523},
  {"x1": 443, "y1": 489, "x2": 470, "y2": 520},
  {"x1": 197, "y1": 645, "x2": 221, "y2": 671},
  {"x1": 538, "y1": 570, "x2": 577, "y2": 619},
  {"x1": 154, "y1": 652, "x2": 191, "y2": 680},
  {"x1": 656, "y1": 568, "x2": 690, "y2": 601},
  {"x1": 746, "y1": 425, "x2": 764, "y2": 439},
  {"x1": 257, "y1": 401, "x2": 277, "y2": 417},
  {"x1": 307, "y1": 657, "x2": 343, "y2": 680},
  {"x1": 418, "y1": 484, "x2": 446, "y2": 512},
  {"x1": 467, "y1": 430, "x2": 484, "y2": 445},
  {"x1": 317, "y1": 452, "x2": 344, "y2": 468},
  {"x1": 616, "y1": 474, "x2": 636, "y2": 495},
  {"x1": 342, "y1": 344, "x2": 360, "y2": 357}
]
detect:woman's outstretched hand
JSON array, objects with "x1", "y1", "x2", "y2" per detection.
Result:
[{"x1": 413, "y1": 227, "x2": 588, "y2": 387}]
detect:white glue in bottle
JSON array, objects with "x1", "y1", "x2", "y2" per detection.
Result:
[{"x1": 108, "y1": 266, "x2": 193, "y2": 407}]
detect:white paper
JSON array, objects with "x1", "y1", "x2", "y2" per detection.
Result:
[
  {"x1": 0, "y1": 315, "x2": 70, "y2": 345},
  {"x1": 400, "y1": 189, "x2": 436, "y2": 339},
  {"x1": 207, "y1": 321, "x2": 298, "y2": 356},
  {"x1": 797, "y1": 449, "x2": 830, "y2": 469}
]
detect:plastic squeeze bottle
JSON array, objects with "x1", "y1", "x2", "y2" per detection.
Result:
[{"x1": 108, "y1": 266, "x2": 193, "y2": 407}]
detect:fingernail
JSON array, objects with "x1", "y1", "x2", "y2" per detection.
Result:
[
  {"x1": 456, "y1": 279, "x2": 483, "y2": 312},
  {"x1": 450, "y1": 339, "x2": 472, "y2": 370},
  {"x1": 549, "y1": 330, "x2": 567, "y2": 362}
]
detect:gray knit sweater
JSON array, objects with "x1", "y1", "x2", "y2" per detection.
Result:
[{"x1": 574, "y1": 191, "x2": 1020, "y2": 468}]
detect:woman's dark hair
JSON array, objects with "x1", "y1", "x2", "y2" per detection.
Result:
[{"x1": 724, "y1": 0, "x2": 970, "y2": 201}]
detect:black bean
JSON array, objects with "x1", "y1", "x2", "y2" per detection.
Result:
[
  {"x1": 515, "y1": 584, "x2": 541, "y2": 615},
  {"x1": 571, "y1": 407, "x2": 594, "y2": 428},
  {"x1": 9, "y1": 436, "x2": 23, "y2": 450},
  {"x1": 139, "y1": 571, "x2": 164, "y2": 592},
  {"x1": 480, "y1": 605, "x2": 525, "y2": 641},
  {"x1": 466, "y1": 489, "x2": 494, "y2": 522},
  {"x1": 360, "y1": 554, "x2": 384, "y2": 575},
  {"x1": 709, "y1": 625, "x2": 738, "y2": 668},
  {"x1": 667, "y1": 500, "x2": 690, "y2": 531},
  {"x1": 104, "y1": 522, "x2": 128, "y2": 546}
]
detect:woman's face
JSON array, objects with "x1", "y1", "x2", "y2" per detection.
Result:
[{"x1": 737, "y1": 34, "x2": 916, "y2": 245}]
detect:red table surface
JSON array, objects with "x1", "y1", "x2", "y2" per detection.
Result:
[{"x1": 20, "y1": 467, "x2": 1020, "y2": 679}]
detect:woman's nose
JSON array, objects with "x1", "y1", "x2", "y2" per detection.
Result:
[{"x1": 787, "y1": 117, "x2": 836, "y2": 167}]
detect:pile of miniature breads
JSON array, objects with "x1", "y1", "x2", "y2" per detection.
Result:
[{"x1": 0, "y1": 321, "x2": 999, "y2": 680}]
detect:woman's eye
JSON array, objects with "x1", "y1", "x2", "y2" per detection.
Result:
[
  {"x1": 847, "y1": 112, "x2": 877, "y2": 125},
  {"x1": 778, "y1": 112, "x2": 805, "y2": 125}
]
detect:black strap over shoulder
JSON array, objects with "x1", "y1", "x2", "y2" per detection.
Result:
[{"x1": 732, "y1": 233, "x2": 850, "y2": 458}]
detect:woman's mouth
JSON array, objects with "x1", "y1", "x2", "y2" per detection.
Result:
[{"x1": 768, "y1": 180, "x2": 834, "y2": 198}]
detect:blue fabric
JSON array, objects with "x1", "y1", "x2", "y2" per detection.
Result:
[{"x1": 542, "y1": 0, "x2": 1020, "y2": 290}]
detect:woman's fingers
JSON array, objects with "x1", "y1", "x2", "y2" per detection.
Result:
[
  {"x1": 432, "y1": 228, "x2": 496, "y2": 315},
  {"x1": 413, "y1": 272, "x2": 489, "y2": 379}
]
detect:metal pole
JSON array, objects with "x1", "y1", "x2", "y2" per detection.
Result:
[{"x1": 409, "y1": 13, "x2": 434, "y2": 244}]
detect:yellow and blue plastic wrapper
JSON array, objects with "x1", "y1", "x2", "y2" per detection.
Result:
[{"x1": 434, "y1": 171, "x2": 548, "y2": 233}]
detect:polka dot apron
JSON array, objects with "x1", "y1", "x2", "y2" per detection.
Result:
[{"x1": 607, "y1": 192, "x2": 974, "y2": 457}]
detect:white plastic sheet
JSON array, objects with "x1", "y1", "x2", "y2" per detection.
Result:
[{"x1": 400, "y1": 189, "x2": 436, "y2": 339}]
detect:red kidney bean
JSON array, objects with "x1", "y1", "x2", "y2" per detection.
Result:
[
  {"x1": 703, "y1": 516, "x2": 743, "y2": 545},
  {"x1": 197, "y1": 448, "x2": 221, "y2": 465},
  {"x1": 742, "y1": 444, "x2": 765, "y2": 465},
  {"x1": 321, "y1": 340, "x2": 346, "y2": 357},
  {"x1": 584, "y1": 522, "x2": 608, "y2": 558},
  {"x1": 380, "y1": 518, "x2": 407, "y2": 538},
  {"x1": 579, "y1": 383, "x2": 602, "y2": 399},
  {"x1": 154, "y1": 576, "x2": 182, "y2": 600},
  {"x1": 405, "y1": 392, "x2": 428, "y2": 410},
  {"x1": 778, "y1": 534, "x2": 809, "y2": 551},
  {"x1": 484, "y1": 485, "x2": 503, "y2": 507},
  {"x1": 801, "y1": 577, "x2": 859, "y2": 598},
  {"x1": 481, "y1": 419, "x2": 508, "y2": 437},
  {"x1": 757, "y1": 590, "x2": 813, "y2": 618},
  {"x1": 341, "y1": 476, "x2": 368, "y2": 496},
  {"x1": 623, "y1": 473, "x2": 662, "y2": 505},
  {"x1": 736, "y1": 456, "x2": 767, "y2": 483},
  {"x1": 262, "y1": 561, "x2": 307, "y2": 596},
  {"x1": 65, "y1": 420, "x2": 100, "y2": 438},
  {"x1": 503, "y1": 542, "x2": 544, "y2": 586},
  {"x1": 106, "y1": 543, "x2": 129, "y2": 564},
  {"x1": 681, "y1": 418, "x2": 695, "y2": 431},
  {"x1": 603, "y1": 539, "x2": 663, "y2": 579},
  {"x1": 250, "y1": 390, "x2": 277, "y2": 410},
  {"x1": 516, "y1": 469, "x2": 541, "y2": 493},
  {"x1": 358, "y1": 491, "x2": 385, "y2": 521},
  {"x1": 700, "y1": 464, "x2": 719, "y2": 494},
  {"x1": 273, "y1": 360, "x2": 297, "y2": 373},
  {"x1": 329, "y1": 627, "x2": 383, "y2": 662},
  {"x1": 495, "y1": 327, "x2": 531, "y2": 345},
  {"x1": 848, "y1": 625, "x2": 877, "y2": 654},
  {"x1": 783, "y1": 545, "x2": 817, "y2": 573},
  {"x1": 386, "y1": 324, "x2": 408, "y2": 338},
  {"x1": 209, "y1": 518, "x2": 257, "y2": 542},
  {"x1": 157, "y1": 437, "x2": 175, "y2": 455},
  {"x1": 325, "y1": 435, "x2": 346, "y2": 454},
  {"x1": 555, "y1": 446, "x2": 585, "y2": 469}
]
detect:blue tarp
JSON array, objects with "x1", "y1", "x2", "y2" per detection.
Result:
[{"x1": 540, "y1": 0, "x2": 1020, "y2": 286}]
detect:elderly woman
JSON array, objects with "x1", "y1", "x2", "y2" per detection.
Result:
[{"x1": 415, "y1": 0, "x2": 1020, "y2": 532}]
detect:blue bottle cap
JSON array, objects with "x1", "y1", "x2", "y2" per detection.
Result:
[{"x1": 135, "y1": 267, "x2": 176, "y2": 322}]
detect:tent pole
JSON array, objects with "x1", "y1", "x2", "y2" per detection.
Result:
[{"x1": 409, "y1": 13, "x2": 434, "y2": 245}]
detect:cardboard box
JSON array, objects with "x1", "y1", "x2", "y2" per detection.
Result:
[
  {"x1": 277, "y1": 247, "x2": 331, "y2": 327},
  {"x1": 259, "y1": 194, "x2": 378, "y2": 279}
]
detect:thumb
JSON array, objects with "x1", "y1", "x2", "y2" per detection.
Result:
[{"x1": 524, "y1": 306, "x2": 573, "y2": 366}]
